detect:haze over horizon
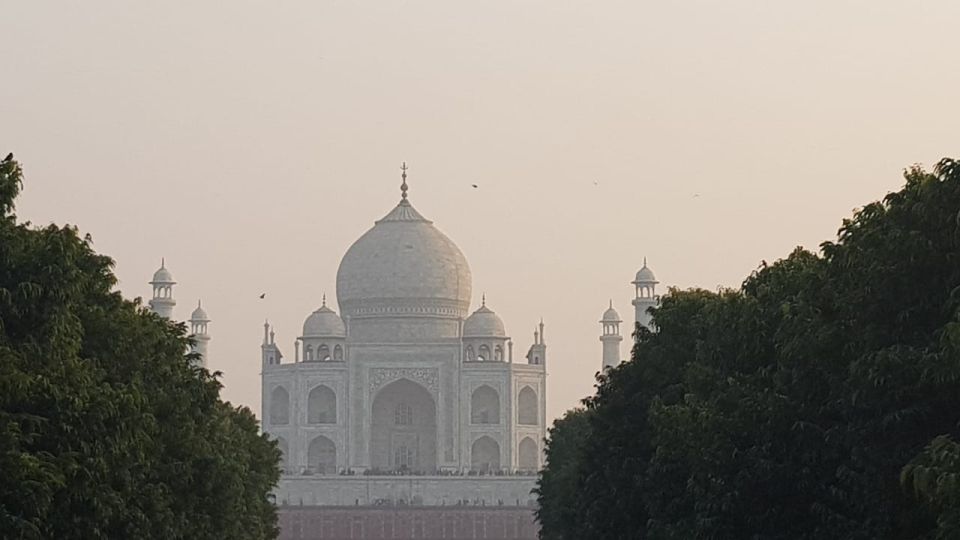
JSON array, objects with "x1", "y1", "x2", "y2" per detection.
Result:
[{"x1": 2, "y1": 1, "x2": 957, "y2": 422}]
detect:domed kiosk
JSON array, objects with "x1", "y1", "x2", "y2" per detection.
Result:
[{"x1": 260, "y1": 166, "x2": 546, "y2": 538}]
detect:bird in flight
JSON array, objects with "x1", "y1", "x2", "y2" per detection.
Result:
[
  {"x1": 259, "y1": 293, "x2": 266, "y2": 299},
  {"x1": 471, "y1": 184, "x2": 479, "y2": 189}
]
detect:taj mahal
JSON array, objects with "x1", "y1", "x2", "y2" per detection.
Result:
[
  {"x1": 261, "y1": 166, "x2": 547, "y2": 492},
  {"x1": 144, "y1": 166, "x2": 659, "y2": 538}
]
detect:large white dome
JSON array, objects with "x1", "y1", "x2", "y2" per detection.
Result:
[{"x1": 336, "y1": 199, "x2": 472, "y2": 319}]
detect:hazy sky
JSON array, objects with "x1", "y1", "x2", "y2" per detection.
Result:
[{"x1": 2, "y1": 1, "x2": 957, "y2": 422}]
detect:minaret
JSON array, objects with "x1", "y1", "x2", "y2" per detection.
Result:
[
  {"x1": 261, "y1": 321, "x2": 282, "y2": 368},
  {"x1": 631, "y1": 258, "x2": 659, "y2": 330},
  {"x1": 148, "y1": 259, "x2": 176, "y2": 319},
  {"x1": 189, "y1": 300, "x2": 211, "y2": 368},
  {"x1": 526, "y1": 320, "x2": 547, "y2": 365},
  {"x1": 600, "y1": 300, "x2": 623, "y2": 370}
]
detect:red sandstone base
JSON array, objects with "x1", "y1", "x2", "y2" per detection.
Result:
[{"x1": 278, "y1": 505, "x2": 539, "y2": 540}]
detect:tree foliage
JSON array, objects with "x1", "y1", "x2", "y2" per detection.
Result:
[
  {"x1": 0, "y1": 154, "x2": 280, "y2": 539},
  {"x1": 535, "y1": 408, "x2": 592, "y2": 540},
  {"x1": 538, "y1": 158, "x2": 960, "y2": 539}
]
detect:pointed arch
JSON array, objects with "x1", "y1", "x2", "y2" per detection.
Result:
[
  {"x1": 307, "y1": 435, "x2": 337, "y2": 474},
  {"x1": 518, "y1": 437, "x2": 538, "y2": 472},
  {"x1": 471, "y1": 385, "x2": 500, "y2": 425},
  {"x1": 318, "y1": 343, "x2": 330, "y2": 361},
  {"x1": 370, "y1": 379, "x2": 437, "y2": 472},
  {"x1": 471, "y1": 436, "x2": 501, "y2": 472},
  {"x1": 478, "y1": 344, "x2": 491, "y2": 362},
  {"x1": 307, "y1": 385, "x2": 337, "y2": 424},
  {"x1": 333, "y1": 344, "x2": 343, "y2": 361},
  {"x1": 270, "y1": 386, "x2": 290, "y2": 425},
  {"x1": 518, "y1": 386, "x2": 538, "y2": 426}
]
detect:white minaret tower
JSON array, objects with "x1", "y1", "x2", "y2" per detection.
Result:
[
  {"x1": 600, "y1": 300, "x2": 623, "y2": 370},
  {"x1": 148, "y1": 259, "x2": 176, "y2": 319},
  {"x1": 631, "y1": 258, "x2": 658, "y2": 331},
  {"x1": 189, "y1": 300, "x2": 211, "y2": 367}
]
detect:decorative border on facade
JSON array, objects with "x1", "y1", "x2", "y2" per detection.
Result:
[{"x1": 368, "y1": 367, "x2": 440, "y2": 397}]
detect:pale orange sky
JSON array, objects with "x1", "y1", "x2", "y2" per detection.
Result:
[{"x1": 2, "y1": 1, "x2": 957, "y2": 422}]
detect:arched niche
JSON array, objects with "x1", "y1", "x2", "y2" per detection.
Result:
[
  {"x1": 518, "y1": 437, "x2": 538, "y2": 472},
  {"x1": 270, "y1": 386, "x2": 290, "y2": 425},
  {"x1": 471, "y1": 436, "x2": 501, "y2": 472},
  {"x1": 518, "y1": 386, "x2": 538, "y2": 426},
  {"x1": 470, "y1": 385, "x2": 500, "y2": 425},
  {"x1": 307, "y1": 385, "x2": 337, "y2": 424},
  {"x1": 307, "y1": 435, "x2": 337, "y2": 474},
  {"x1": 370, "y1": 379, "x2": 437, "y2": 473}
]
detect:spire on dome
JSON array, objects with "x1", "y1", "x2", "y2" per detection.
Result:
[
  {"x1": 400, "y1": 162, "x2": 409, "y2": 201},
  {"x1": 482, "y1": 293, "x2": 486, "y2": 307},
  {"x1": 322, "y1": 293, "x2": 327, "y2": 307}
]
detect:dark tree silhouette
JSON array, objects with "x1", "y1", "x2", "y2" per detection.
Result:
[
  {"x1": 0, "y1": 154, "x2": 281, "y2": 539},
  {"x1": 538, "y1": 158, "x2": 960, "y2": 539}
]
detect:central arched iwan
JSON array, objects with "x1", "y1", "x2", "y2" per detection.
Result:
[{"x1": 369, "y1": 379, "x2": 437, "y2": 473}]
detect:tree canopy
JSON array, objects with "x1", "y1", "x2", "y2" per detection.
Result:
[
  {"x1": 537, "y1": 159, "x2": 960, "y2": 539},
  {"x1": 0, "y1": 154, "x2": 280, "y2": 539}
]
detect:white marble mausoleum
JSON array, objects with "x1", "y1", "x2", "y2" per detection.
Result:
[{"x1": 259, "y1": 168, "x2": 547, "y2": 506}]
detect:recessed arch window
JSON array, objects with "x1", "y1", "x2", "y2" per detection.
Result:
[
  {"x1": 518, "y1": 386, "x2": 538, "y2": 426},
  {"x1": 471, "y1": 436, "x2": 501, "y2": 472},
  {"x1": 518, "y1": 437, "x2": 538, "y2": 471},
  {"x1": 270, "y1": 386, "x2": 290, "y2": 425},
  {"x1": 394, "y1": 444, "x2": 415, "y2": 469},
  {"x1": 307, "y1": 385, "x2": 336, "y2": 424},
  {"x1": 465, "y1": 345, "x2": 475, "y2": 362},
  {"x1": 318, "y1": 344, "x2": 330, "y2": 361},
  {"x1": 478, "y1": 345, "x2": 490, "y2": 362},
  {"x1": 395, "y1": 402, "x2": 414, "y2": 426},
  {"x1": 333, "y1": 344, "x2": 343, "y2": 361},
  {"x1": 307, "y1": 436, "x2": 337, "y2": 474},
  {"x1": 471, "y1": 385, "x2": 500, "y2": 425}
]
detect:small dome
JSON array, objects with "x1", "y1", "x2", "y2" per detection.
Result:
[
  {"x1": 191, "y1": 301, "x2": 209, "y2": 321},
  {"x1": 634, "y1": 260, "x2": 657, "y2": 283},
  {"x1": 303, "y1": 304, "x2": 346, "y2": 337},
  {"x1": 463, "y1": 303, "x2": 506, "y2": 338},
  {"x1": 151, "y1": 261, "x2": 175, "y2": 284},
  {"x1": 601, "y1": 302, "x2": 621, "y2": 323}
]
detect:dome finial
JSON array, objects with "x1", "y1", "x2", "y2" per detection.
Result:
[
  {"x1": 609, "y1": 299, "x2": 613, "y2": 309},
  {"x1": 322, "y1": 293, "x2": 327, "y2": 307},
  {"x1": 161, "y1": 257, "x2": 165, "y2": 268},
  {"x1": 400, "y1": 162, "x2": 409, "y2": 201},
  {"x1": 643, "y1": 256, "x2": 647, "y2": 267},
  {"x1": 482, "y1": 293, "x2": 486, "y2": 307}
]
